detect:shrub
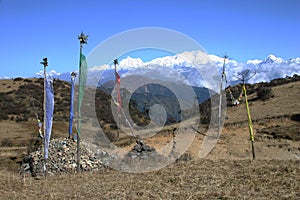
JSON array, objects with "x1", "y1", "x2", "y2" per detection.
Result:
[
  {"x1": 257, "y1": 86, "x2": 274, "y2": 100},
  {"x1": 15, "y1": 116, "x2": 23, "y2": 122},
  {"x1": 1, "y1": 93, "x2": 13, "y2": 101},
  {"x1": 5, "y1": 90, "x2": 14, "y2": 95},
  {"x1": 24, "y1": 79, "x2": 33, "y2": 83},
  {"x1": 35, "y1": 78, "x2": 44, "y2": 83},
  {"x1": 0, "y1": 112, "x2": 9, "y2": 120},
  {"x1": 13, "y1": 77, "x2": 23, "y2": 81},
  {"x1": 199, "y1": 99, "x2": 211, "y2": 124},
  {"x1": 109, "y1": 123, "x2": 118, "y2": 130},
  {"x1": 291, "y1": 114, "x2": 300, "y2": 122},
  {"x1": 176, "y1": 152, "x2": 192, "y2": 162}
]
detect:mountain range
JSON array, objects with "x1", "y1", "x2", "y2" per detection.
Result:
[{"x1": 21, "y1": 51, "x2": 300, "y2": 88}]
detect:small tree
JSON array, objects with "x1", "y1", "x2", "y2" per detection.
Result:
[{"x1": 256, "y1": 86, "x2": 274, "y2": 101}]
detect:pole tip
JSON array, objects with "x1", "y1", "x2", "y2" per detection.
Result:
[
  {"x1": 71, "y1": 72, "x2": 77, "y2": 77},
  {"x1": 40, "y1": 58, "x2": 48, "y2": 67},
  {"x1": 114, "y1": 59, "x2": 118, "y2": 65},
  {"x1": 78, "y1": 32, "x2": 88, "y2": 44}
]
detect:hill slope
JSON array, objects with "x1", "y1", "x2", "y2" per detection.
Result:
[{"x1": 0, "y1": 75, "x2": 299, "y2": 199}]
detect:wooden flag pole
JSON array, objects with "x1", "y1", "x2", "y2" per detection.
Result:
[
  {"x1": 242, "y1": 83, "x2": 255, "y2": 159},
  {"x1": 218, "y1": 55, "x2": 228, "y2": 137},
  {"x1": 40, "y1": 58, "x2": 48, "y2": 177},
  {"x1": 77, "y1": 32, "x2": 88, "y2": 173}
]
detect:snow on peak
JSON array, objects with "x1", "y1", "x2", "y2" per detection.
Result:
[
  {"x1": 247, "y1": 59, "x2": 262, "y2": 65},
  {"x1": 288, "y1": 57, "x2": 300, "y2": 64},
  {"x1": 29, "y1": 51, "x2": 300, "y2": 88},
  {"x1": 179, "y1": 51, "x2": 211, "y2": 65},
  {"x1": 149, "y1": 51, "x2": 216, "y2": 67},
  {"x1": 0, "y1": 76, "x2": 10, "y2": 79},
  {"x1": 208, "y1": 54, "x2": 224, "y2": 63},
  {"x1": 119, "y1": 56, "x2": 145, "y2": 69},
  {"x1": 150, "y1": 54, "x2": 186, "y2": 67},
  {"x1": 267, "y1": 54, "x2": 277, "y2": 60},
  {"x1": 49, "y1": 70, "x2": 61, "y2": 76},
  {"x1": 35, "y1": 69, "x2": 61, "y2": 77},
  {"x1": 90, "y1": 64, "x2": 111, "y2": 71},
  {"x1": 34, "y1": 70, "x2": 44, "y2": 77},
  {"x1": 264, "y1": 54, "x2": 283, "y2": 64}
]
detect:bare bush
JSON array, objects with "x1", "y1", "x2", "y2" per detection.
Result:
[{"x1": 257, "y1": 86, "x2": 274, "y2": 100}]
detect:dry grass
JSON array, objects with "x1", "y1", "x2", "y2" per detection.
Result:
[
  {"x1": 0, "y1": 159, "x2": 299, "y2": 199},
  {"x1": 0, "y1": 78, "x2": 299, "y2": 199},
  {"x1": 225, "y1": 81, "x2": 300, "y2": 124},
  {"x1": 0, "y1": 79, "x2": 31, "y2": 93}
]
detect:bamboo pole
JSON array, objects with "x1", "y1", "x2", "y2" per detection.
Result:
[
  {"x1": 233, "y1": 69, "x2": 256, "y2": 160},
  {"x1": 242, "y1": 84, "x2": 255, "y2": 159}
]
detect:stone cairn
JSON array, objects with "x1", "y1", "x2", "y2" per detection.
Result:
[
  {"x1": 127, "y1": 140, "x2": 157, "y2": 159},
  {"x1": 20, "y1": 137, "x2": 174, "y2": 176},
  {"x1": 21, "y1": 137, "x2": 112, "y2": 176},
  {"x1": 123, "y1": 139, "x2": 167, "y2": 171}
]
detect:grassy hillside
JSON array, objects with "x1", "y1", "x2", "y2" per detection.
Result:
[
  {"x1": 0, "y1": 75, "x2": 299, "y2": 150},
  {"x1": 0, "y1": 75, "x2": 299, "y2": 199}
]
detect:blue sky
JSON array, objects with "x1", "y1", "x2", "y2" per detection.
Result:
[{"x1": 0, "y1": 0, "x2": 299, "y2": 77}]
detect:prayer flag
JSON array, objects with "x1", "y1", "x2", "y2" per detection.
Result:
[{"x1": 44, "y1": 77, "x2": 54, "y2": 159}]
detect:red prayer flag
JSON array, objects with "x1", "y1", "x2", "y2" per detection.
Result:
[{"x1": 116, "y1": 71, "x2": 122, "y2": 112}]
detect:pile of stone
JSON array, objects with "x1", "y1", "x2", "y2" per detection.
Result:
[
  {"x1": 23, "y1": 137, "x2": 112, "y2": 176},
  {"x1": 119, "y1": 140, "x2": 167, "y2": 172},
  {"x1": 125, "y1": 140, "x2": 166, "y2": 163},
  {"x1": 19, "y1": 138, "x2": 170, "y2": 176},
  {"x1": 127, "y1": 140, "x2": 157, "y2": 159}
]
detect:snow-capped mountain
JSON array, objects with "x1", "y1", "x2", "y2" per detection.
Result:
[
  {"x1": 0, "y1": 76, "x2": 11, "y2": 79},
  {"x1": 35, "y1": 69, "x2": 62, "y2": 78},
  {"x1": 32, "y1": 51, "x2": 300, "y2": 89}
]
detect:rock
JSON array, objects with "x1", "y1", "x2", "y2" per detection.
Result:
[
  {"x1": 20, "y1": 137, "x2": 165, "y2": 176},
  {"x1": 126, "y1": 140, "x2": 160, "y2": 162},
  {"x1": 21, "y1": 137, "x2": 114, "y2": 176},
  {"x1": 18, "y1": 156, "x2": 36, "y2": 177},
  {"x1": 133, "y1": 144, "x2": 142, "y2": 152}
]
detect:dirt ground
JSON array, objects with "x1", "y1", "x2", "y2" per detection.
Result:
[{"x1": 0, "y1": 80, "x2": 299, "y2": 199}]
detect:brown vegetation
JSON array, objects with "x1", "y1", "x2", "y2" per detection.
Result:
[{"x1": 0, "y1": 75, "x2": 299, "y2": 199}]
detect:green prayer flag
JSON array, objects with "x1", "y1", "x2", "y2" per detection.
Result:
[{"x1": 77, "y1": 52, "x2": 87, "y2": 135}]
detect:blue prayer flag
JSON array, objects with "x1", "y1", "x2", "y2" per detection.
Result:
[{"x1": 44, "y1": 76, "x2": 54, "y2": 159}]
